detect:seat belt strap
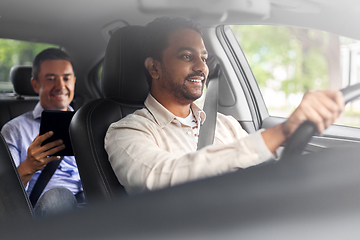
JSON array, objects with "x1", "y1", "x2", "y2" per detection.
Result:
[
  {"x1": 29, "y1": 157, "x2": 63, "y2": 207},
  {"x1": 197, "y1": 75, "x2": 219, "y2": 150}
]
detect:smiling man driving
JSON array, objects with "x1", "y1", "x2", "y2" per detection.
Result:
[{"x1": 105, "y1": 17, "x2": 344, "y2": 195}]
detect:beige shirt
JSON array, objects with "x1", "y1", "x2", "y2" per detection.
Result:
[{"x1": 105, "y1": 94, "x2": 274, "y2": 195}]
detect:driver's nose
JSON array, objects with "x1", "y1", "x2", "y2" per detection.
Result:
[{"x1": 193, "y1": 57, "x2": 208, "y2": 75}]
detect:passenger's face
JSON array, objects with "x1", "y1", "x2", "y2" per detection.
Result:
[
  {"x1": 157, "y1": 28, "x2": 209, "y2": 103},
  {"x1": 31, "y1": 60, "x2": 76, "y2": 111}
]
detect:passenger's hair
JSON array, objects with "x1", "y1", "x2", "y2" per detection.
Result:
[
  {"x1": 144, "y1": 17, "x2": 202, "y2": 86},
  {"x1": 32, "y1": 48, "x2": 73, "y2": 80}
]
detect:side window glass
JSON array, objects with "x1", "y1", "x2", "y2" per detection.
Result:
[
  {"x1": 231, "y1": 25, "x2": 360, "y2": 127},
  {"x1": 0, "y1": 39, "x2": 57, "y2": 93}
]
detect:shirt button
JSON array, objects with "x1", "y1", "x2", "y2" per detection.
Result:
[{"x1": 186, "y1": 131, "x2": 192, "y2": 135}]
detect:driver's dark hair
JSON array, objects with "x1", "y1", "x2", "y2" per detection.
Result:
[
  {"x1": 143, "y1": 17, "x2": 202, "y2": 86},
  {"x1": 32, "y1": 48, "x2": 73, "y2": 80}
]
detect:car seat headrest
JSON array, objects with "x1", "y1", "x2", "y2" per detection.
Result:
[
  {"x1": 10, "y1": 66, "x2": 38, "y2": 97},
  {"x1": 101, "y1": 25, "x2": 149, "y2": 104}
]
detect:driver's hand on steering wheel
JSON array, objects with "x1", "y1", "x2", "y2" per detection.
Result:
[
  {"x1": 261, "y1": 90, "x2": 344, "y2": 154},
  {"x1": 281, "y1": 90, "x2": 344, "y2": 139}
]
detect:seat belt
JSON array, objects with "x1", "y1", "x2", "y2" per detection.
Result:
[
  {"x1": 197, "y1": 59, "x2": 220, "y2": 150},
  {"x1": 29, "y1": 157, "x2": 63, "y2": 207}
]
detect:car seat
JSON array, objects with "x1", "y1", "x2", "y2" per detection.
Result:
[
  {"x1": 0, "y1": 66, "x2": 38, "y2": 130},
  {"x1": 69, "y1": 26, "x2": 149, "y2": 205},
  {"x1": 0, "y1": 132, "x2": 34, "y2": 220}
]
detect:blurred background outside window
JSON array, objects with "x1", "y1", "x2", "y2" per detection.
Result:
[{"x1": 232, "y1": 25, "x2": 360, "y2": 127}]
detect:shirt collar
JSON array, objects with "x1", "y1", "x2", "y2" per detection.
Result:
[
  {"x1": 192, "y1": 101, "x2": 206, "y2": 125},
  {"x1": 144, "y1": 94, "x2": 206, "y2": 128},
  {"x1": 32, "y1": 102, "x2": 74, "y2": 120}
]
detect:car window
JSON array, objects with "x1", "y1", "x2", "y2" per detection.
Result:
[
  {"x1": 0, "y1": 38, "x2": 58, "y2": 93},
  {"x1": 231, "y1": 25, "x2": 360, "y2": 127}
]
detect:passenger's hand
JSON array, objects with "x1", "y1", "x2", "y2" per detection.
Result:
[
  {"x1": 17, "y1": 131, "x2": 65, "y2": 185},
  {"x1": 281, "y1": 90, "x2": 344, "y2": 138}
]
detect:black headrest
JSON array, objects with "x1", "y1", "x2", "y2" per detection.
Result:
[
  {"x1": 10, "y1": 66, "x2": 38, "y2": 96},
  {"x1": 101, "y1": 25, "x2": 149, "y2": 104}
]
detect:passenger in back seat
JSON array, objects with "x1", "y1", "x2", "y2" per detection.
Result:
[{"x1": 1, "y1": 48, "x2": 84, "y2": 218}]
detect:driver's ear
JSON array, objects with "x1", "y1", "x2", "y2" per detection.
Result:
[{"x1": 144, "y1": 57, "x2": 160, "y2": 80}]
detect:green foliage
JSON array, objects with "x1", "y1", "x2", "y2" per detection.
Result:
[
  {"x1": 0, "y1": 38, "x2": 57, "y2": 87},
  {"x1": 231, "y1": 25, "x2": 330, "y2": 96}
]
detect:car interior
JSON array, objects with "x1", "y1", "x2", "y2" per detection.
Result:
[{"x1": 1, "y1": 0, "x2": 360, "y2": 239}]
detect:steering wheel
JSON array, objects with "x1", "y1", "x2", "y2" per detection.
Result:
[{"x1": 280, "y1": 83, "x2": 360, "y2": 160}]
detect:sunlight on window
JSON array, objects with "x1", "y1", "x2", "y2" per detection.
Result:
[{"x1": 231, "y1": 25, "x2": 360, "y2": 127}]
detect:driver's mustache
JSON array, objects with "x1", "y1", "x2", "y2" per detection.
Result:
[{"x1": 185, "y1": 72, "x2": 206, "y2": 81}]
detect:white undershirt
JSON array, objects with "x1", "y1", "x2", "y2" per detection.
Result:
[{"x1": 176, "y1": 108, "x2": 200, "y2": 143}]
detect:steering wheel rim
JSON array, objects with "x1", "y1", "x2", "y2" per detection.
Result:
[{"x1": 280, "y1": 83, "x2": 360, "y2": 160}]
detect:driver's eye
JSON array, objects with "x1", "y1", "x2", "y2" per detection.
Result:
[{"x1": 181, "y1": 54, "x2": 192, "y2": 61}]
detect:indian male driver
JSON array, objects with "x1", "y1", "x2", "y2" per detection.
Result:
[
  {"x1": 1, "y1": 48, "x2": 84, "y2": 218},
  {"x1": 105, "y1": 17, "x2": 344, "y2": 195}
]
